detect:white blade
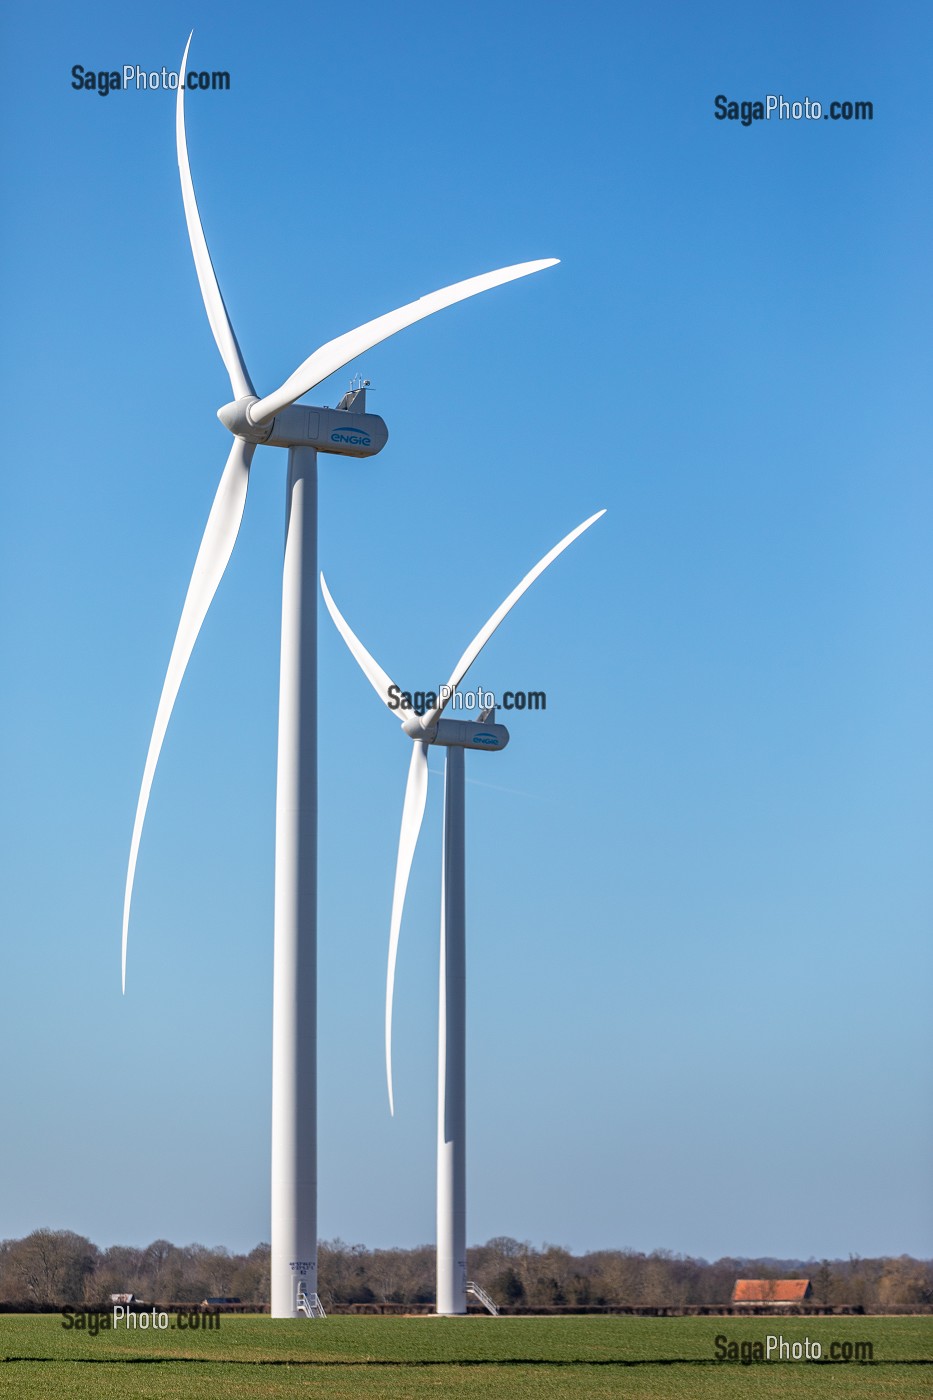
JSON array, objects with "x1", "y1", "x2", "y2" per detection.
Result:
[
  {"x1": 422, "y1": 509, "x2": 606, "y2": 729},
  {"x1": 320, "y1": 574, "x2": 400, "y2": 715},
  {"x1": 122, "y1": 437, "x2": 255, "y2": 991},
  {"x1": 249, "y1": 259, "x2": 559, "y2": 426},
  {"x1": 386, "y1": 741, "x2": 430, "y2": 1115},
  {"x1": 177, "y1": 33, "x2": 254, "y2": 400}
]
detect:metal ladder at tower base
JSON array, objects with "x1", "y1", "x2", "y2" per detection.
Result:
[
  {"x1": 466, "y1": 1281, "x2": 499, "y2": 1316},
  {"x1": 296, "y1": 1286, "x2": 326, "y2": 1318}
]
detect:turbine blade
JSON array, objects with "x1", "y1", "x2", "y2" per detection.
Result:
[
  {"x1": 386, "y1": 740, "x2": 430, "y2": 1115},
  {"x1": 177, "y1": 33, "x2": 254, "y2": 400},
  {"x1": 320, "y1": 574, "x2": 400, "y2": 714},
  {"x1": 423, "y1": 509, "x2": 606, "y2": 728},
  {"x1": 122, "y1": 437, "x2": 255, "y2": 991},
  {"x1": 249, "y1": 259, "x2": 559, "y2": 426}
]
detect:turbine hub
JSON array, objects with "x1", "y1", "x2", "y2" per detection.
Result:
[
  {"x1": 403, "y1": 715, "x2": 434, "y2": 741},
  {"x1": 217, "y1": 397, "x2": 274, "y2": 444}
]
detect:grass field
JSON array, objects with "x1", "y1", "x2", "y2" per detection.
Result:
[{"x1": 1, "y1": 1313, "x2": 930, "y2": 1398}]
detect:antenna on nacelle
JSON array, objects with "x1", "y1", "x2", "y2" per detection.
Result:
[{"x1": 337, "y1": 374, "x2": 371, "y2": 413}]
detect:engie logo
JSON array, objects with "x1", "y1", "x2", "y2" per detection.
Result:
[
  {"x1": 330, "y1": 429, "x2": 372, "y2": 447},
  {"x1": 471, "y1": 732, "x2": 500, "y2": 747}
]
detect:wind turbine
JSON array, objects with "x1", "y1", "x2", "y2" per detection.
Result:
[
  {"x1": 321, "y1": 508, "x2": 604, "y2": 1314},
  {"x1": 121, "y1": 33, "x2": 558, "y2": 1317}
]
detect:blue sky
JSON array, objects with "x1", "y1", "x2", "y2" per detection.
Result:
[{"x1": 1, "y1": 0, "x2": 930, "y2": 1264}]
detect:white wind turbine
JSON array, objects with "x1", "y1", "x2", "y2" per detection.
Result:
[
  {"x1": 321, "y1": 508, "x2": 604, "y2": 1314},
  {"x1": 121, "y1": 33, "x2": 558, "y2": 1317}
]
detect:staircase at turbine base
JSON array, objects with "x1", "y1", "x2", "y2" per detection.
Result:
[
  {"x1": 296, "y1": 1288, "x2": 326, "y2": 1318},
  {"x1": 466, "y1": 1281, "x2": 500, "y2": 1316}
]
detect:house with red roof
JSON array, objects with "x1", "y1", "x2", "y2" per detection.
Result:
[{"x1": 732, "y1": 1279, "x2": 812, "y2": 1305}]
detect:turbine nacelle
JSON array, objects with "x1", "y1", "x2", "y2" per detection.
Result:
[
  {"x1": 217, "y1": 397, "x2": 388, "y2": 457},
  {"x1": 401, "y1": 716, "x2": 511, "y2": 750}
]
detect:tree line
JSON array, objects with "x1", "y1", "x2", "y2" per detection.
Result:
[{"x1": 1, "y1": 1231, "x2": 930, "y2": 1310}]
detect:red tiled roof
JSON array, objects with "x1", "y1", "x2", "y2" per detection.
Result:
[{"x1": 732, "y1": 1279, "x2": 811, "y2": 1303}]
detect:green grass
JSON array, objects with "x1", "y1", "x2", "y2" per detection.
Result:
[{"x1": 1, "y1": 1314, "x2": 930, "y2": 1398}]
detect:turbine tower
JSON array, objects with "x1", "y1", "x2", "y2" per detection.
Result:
[
  {"x1": 321, "y1": 508, "x2": 604, "y2": 1314},
  {"x1": 121, "y1": 33, "x2": 558, "y2": 1318}
]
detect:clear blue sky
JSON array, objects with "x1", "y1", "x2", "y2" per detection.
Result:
[{"x1": 1, "y1": 0, "x2": 930, "y2": 1264}]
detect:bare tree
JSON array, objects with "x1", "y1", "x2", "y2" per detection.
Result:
[{"x1": 5, "y1": 1230, "x2": 98, "y2": 1306}]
